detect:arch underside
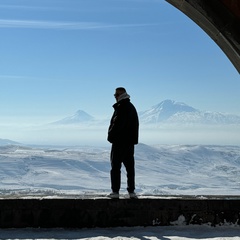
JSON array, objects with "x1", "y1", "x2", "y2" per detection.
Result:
[{"x1": 166, "y1": 0, "x2": 240, "y2": 73}]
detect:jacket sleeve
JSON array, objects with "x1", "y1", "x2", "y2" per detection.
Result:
[
  {"x1": 107, "y1": 108, "x2": 127, "y2": 144},
  {"x1": 107, "y1": 115, "x2": 116, "y2": 143}
]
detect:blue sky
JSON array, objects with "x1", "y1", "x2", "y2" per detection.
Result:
[{"x1": 0, "y1": 0, "x2": 240, "y2": 145}]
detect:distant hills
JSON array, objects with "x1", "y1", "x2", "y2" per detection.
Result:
[
  {"x1": 0, "y1": 138, "x2": 20, "y2": 146},
  {"x1": 50, "y1": 100, "x2": 240, "y2": 126}
]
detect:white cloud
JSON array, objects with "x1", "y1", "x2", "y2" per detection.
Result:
[{"x1": 0, "y1": 19, "x2": 159, "y2": 30}]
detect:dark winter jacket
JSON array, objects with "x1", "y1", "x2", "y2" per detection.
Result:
[{"x1": 107, "y1": 98, "x2": 139, "y2": 145}]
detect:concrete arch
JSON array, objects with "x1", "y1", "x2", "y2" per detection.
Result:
[{"x1": 166, "y1": 0, "x2": 240, "y2": 73}]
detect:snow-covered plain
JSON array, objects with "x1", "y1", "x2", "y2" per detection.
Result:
[
  {"x1": 0, "y1": 143, "x2": 240, "y2": 239},
  {"x1": 0, "y1": 225, "x2": 240, "y2": 240},
  {"x1": 1, "y1": 143, "x2": 240, "y2": 196}
]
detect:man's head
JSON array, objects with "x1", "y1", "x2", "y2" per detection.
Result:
[{"x1": 114, "y1": 87, "x2": 126, "y2": 101}]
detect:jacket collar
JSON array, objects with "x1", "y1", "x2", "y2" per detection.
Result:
[{"x1": 113, "y1": 98, "x2": 130, "y2": 109}]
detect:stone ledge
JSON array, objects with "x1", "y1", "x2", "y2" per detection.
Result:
[{"x1": 0, "y1": 196, "x2": 240, "y2": 228}]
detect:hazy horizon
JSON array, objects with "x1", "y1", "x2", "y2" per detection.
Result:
[{"x1": 1, "y1": 98, "x2": 240, "y2": 146}]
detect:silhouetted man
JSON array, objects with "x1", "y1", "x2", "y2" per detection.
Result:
[{"x1": 107, "y1": 87, "x2": 139, "y2": 199}]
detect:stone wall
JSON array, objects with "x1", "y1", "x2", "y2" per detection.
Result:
[{"x1": 0, "y1": 197, "x2": 240, "y2": 228}]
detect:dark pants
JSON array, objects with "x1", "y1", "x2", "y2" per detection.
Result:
[{"x1": 110, "y1": 144, "x2": 135, "y2": 193}]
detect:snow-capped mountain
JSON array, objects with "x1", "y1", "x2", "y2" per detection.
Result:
[
  {"x1": 139, "y1": 99, "x2": 240, "y2": 125},
  {"x1": 139, "y1": 99, "x2": 198, "y2": 123},
  {"x1": 51, "y1": 110, "x2": 95, "y2": 125}
]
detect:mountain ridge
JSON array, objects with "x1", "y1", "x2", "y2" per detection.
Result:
[
  {"x1": 50, "y1": 100, "x2": 240, "y2": 125},
  {"x1": 0, "y1": 138, "x2": 20, "y2": 146},
  {"x1": 139, "y1": 99, "x2": 199, "y2": 123},
  {"x1": 51, "y1": 110, "x2": 95, "y2": 125},
  {"x1": 139, "y1": 100, "x2": 240, "y2": 125}
]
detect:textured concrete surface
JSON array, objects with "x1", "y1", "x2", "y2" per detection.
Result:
[{"x1": 0, "y1": 196, "x2": 240, "y2": 228}]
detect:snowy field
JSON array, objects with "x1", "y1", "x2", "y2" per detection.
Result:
[
  {"x1": 0, "y1": 143, "x2": 240, "y2": 239},
  {"x1": 0, "y1": 143, "x2": 240, "y2": 196},
  {"x1": 0, "y1": 225, "x2": 240, "y2": 240}
]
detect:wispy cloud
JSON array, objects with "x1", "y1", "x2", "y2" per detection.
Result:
[
  {"x1": 0, "y1": 19, "x2": 159, "y2": 30},
  {"x1": 0, "y1": 4, "x2": 56, "y2": 11},
  {"x1": 0, "y1": 75, "x2": 27, "y2": 79}
]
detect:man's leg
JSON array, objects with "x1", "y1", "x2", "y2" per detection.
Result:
[
  {"x1": 123, "y1": 145, "x2": 135, "y2": 193},
  {"x1": 110, "y1": 144, "x2": 122, "y2": 193}
]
